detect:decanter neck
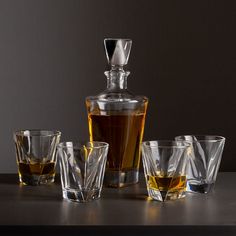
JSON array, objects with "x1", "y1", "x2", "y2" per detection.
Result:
[{"x1": 105, "y1": 67, "x2": 130, "y2": 90}]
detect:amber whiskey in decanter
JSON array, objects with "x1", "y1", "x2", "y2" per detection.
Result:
[{"x1": 86, "y1": 38, "x2": 148, "y2": 187}]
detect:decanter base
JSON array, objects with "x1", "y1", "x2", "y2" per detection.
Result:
[{"x1": 104, "y1": 169, "x2": 139, "y2": 188}]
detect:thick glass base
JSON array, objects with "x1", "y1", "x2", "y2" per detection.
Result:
[
  {"x1": 104, "y1": 169, "x2": 139, "y2": 188},
  {"x1": 148, "y1": 188, "x2": 186, "y2": 202},
  {"x1": 62, "y1": 188, "x2": 101, "y2": 203},
  {"x1": 187, "y1": 182, "x2": 215, "y2": 194},
  {"x1": 19, "y1": 173, "x2": 55, "y2": 186}
]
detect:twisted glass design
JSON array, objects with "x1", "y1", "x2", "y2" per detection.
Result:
[
  {"x1": 57, "y1": 141, "x2": 108, "y2": 202},
  {"x1": 142, "y1": 141, "x2": 190, "y2": 201},
  {"x1": 175, "y1": 135, "x2": 225, "y2": 193},
  {"x1": 14, "y1": 130, "x2": 61, "y2": 185}
]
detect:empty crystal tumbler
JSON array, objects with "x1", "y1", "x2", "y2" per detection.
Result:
[
  {"x1": 14, "y1": 130, "x2": 61, "y2": 185},
  {"x1": 175, "y1": 135, "x2": 225, "y2": 194},
  {"x1": 57, "y1": 141, "x2": 109, "y2": 202},
  {"x1": 142, "y1": 141, "x2": 190, "y2": 201}
]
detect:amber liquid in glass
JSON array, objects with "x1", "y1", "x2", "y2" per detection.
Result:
[
  {"x1": 18, "y1": 161, "x2": 55, "y2": 185},
  {"x1": 147, "y1": 174, "x2": 186, "y2": 192},
  {"x1": 88, "y1": 113, "x2": 146, "y2": 187}
]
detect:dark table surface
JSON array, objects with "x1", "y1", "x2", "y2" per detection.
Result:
[{"x1": 0, "y1": 173, "x2": 236, "y2": 235}]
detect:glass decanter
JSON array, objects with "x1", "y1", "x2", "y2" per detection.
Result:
[{"x1": 86, "y1": 38, "x2": 148, "y2": 187}]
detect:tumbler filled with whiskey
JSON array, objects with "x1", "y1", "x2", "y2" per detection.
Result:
[
  {"x1": 14, "y1": 130, "x2": 61, "y2": 185},
  {"x1": 142, "y1": 140, "x2": 190, "y2": 201},
  {"x1": 86, "y1": 38, "x2": 148, "y2": 187}
]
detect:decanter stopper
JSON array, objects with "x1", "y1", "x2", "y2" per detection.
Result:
[{"x1": 104, "y1": 38, "x2": 132, "y2": 67}]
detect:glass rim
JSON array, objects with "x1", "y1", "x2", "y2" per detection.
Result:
[
  {"x1": 142, "y1": 140, "x2": 191, "y2": 149},
  {"x1": 14, "y1": 129, "x2": 61, "y2": 137},
  {"x1": 57, "y1": 141, "x2": 109, "y2": 150},
  {"x1": 175, "y1": 135, "x2": 226, "y2": 143}
]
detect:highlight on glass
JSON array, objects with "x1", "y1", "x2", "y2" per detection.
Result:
[{"x1": 57, "y1": 141, "x2": 109, "y2": 203}]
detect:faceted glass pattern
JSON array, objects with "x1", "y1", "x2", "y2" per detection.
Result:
[
  {"x1": 14, "y1": 130, "x2": 61, "y2": 185},
  {"x1": 142, "y1": 141, "x2": 190, "y2": 201},
  {"x1": 57, "y1": 141, "x2": 109, "y2": 202},
  {"x1": 175, "y1": 135, "x2": 225, "y2": 193}
]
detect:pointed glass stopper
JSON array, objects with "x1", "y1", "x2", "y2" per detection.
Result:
[{"x1": 104, "y1": 38, "x2": 132, "y2": 67}]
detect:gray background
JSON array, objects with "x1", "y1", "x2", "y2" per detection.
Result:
[{"x1": 0, "y1": 0, "x2": 235, "y2": 173}]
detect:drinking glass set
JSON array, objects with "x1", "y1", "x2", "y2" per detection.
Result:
[
  {"x1": 13, "y1": 38, "x2": 225, "y2": 203},
  {"x1": 14, "y1": 129, "x2": 225, "y2": 203}
]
